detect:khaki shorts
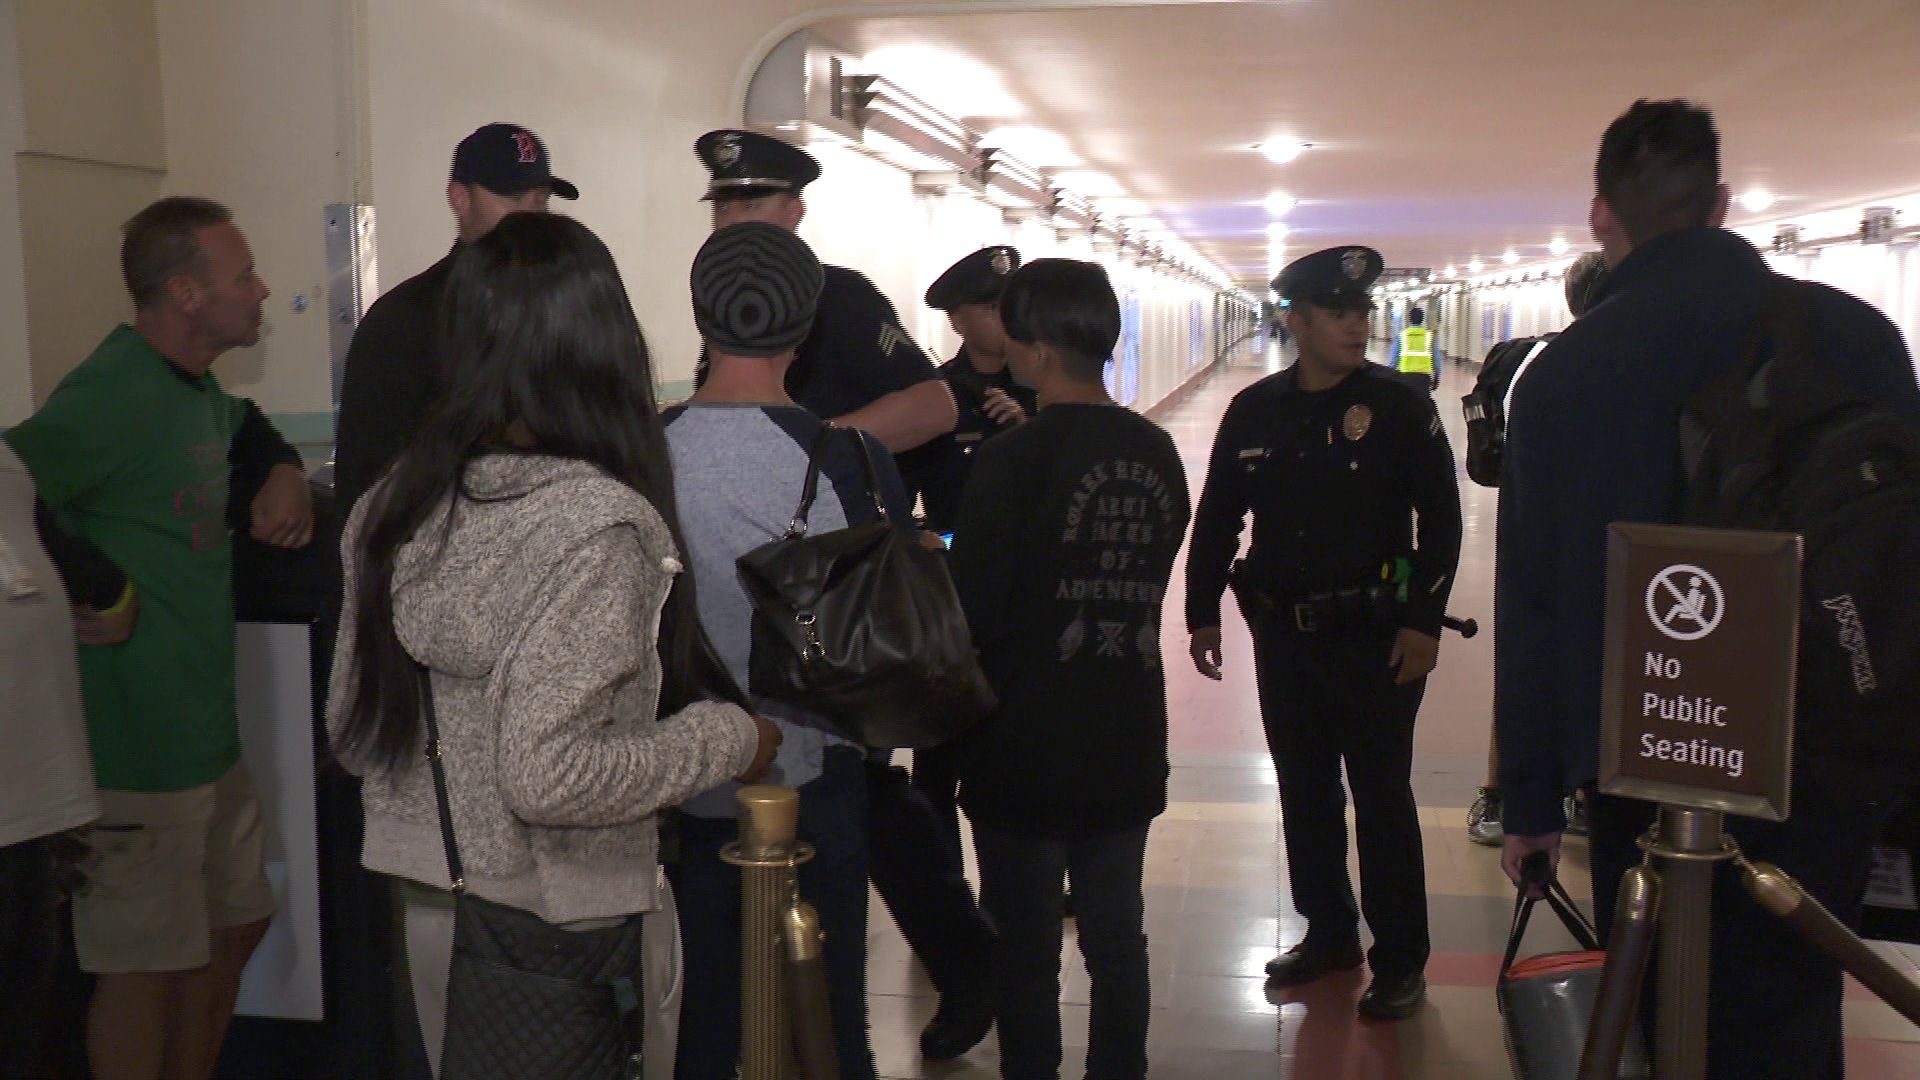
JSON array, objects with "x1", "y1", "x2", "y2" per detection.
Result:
[{"x1": 73, "y1": 762, "x2": 276, "y2": 974}]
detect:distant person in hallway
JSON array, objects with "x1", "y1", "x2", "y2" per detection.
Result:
[
  {"x1": 1186, "y1": 244, "x2": 1462, "y2": 1022},
  {"x1": 1494, "y1": 99, "x2": 1920, "y2": 1079},
  {"x1": 329, "y1": 214, "x2": 773, "y2": 1079},
  {"x1": 1396, "y1": 305, "x2": 1435, "y2": 391},
  {"x1": 1463, "y1": 250, "x2": 1609, "y2": 847},
  {"x1": 333, "y1": 122, "x2": 578, "y2": 511},
  {"x1": 6, "y1": 195, "x2": 310, "y2": 1080},
  {"x1": 692, "y1": 128, "x2": 997, "y2": 1064},
  {"x1": 901, "y1": 244, "x2": 1037, "y2": 870},
  {"x1": 949, "y1": 258, "x2": 1190, "y2": 1080}
]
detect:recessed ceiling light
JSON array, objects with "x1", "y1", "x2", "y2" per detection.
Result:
[
  {"x1": 1256, "y1": 137, "x2": 1309, "y2": 165},
  {"x1": 1739, "y1": 188, "x2": 1777, "y2": 213},
  {"x1": 1266, "y1": 223, "x2": 1290, "y2": 242},
  {"x1": 1263, "y1": 192, "x2": 1297, "y2": 216},
  {"x1": 1502, "y1": 250, "x2": 1520, "y2": 265},
  {"x1": 1467, "y1": 259, "x2": 1485, "y2": 274},
  {"x1": 1443, "y1": 264, "x2": 1457, "y2": 278},
  {"x1": 1548, "y1": 237, "x2": 1570, "y2": 256}
]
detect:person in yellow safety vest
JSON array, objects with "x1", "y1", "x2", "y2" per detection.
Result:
[{"x1": 1397, "y1": 306, "x2": 1435, "y2": 392}]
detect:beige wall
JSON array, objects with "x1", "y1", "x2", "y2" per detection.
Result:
[
  {"x1": 153, "y1": 0, "x2": 359, "y2": 411},
  {"x1": 12, "y1": 0, "x2": 165, "y2": 414},
  {"x1": 0, "y1": 3, "x2": 29, "y2": 423}
]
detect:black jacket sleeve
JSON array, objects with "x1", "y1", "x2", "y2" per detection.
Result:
[
  {"x1": 948, "y1": 438, "x2": 1023, "y2": 655},
  {"x1": 34, "y1": 498, "x2": 125, "y2": 608},
  {"x1": 229, "y1": 399, "x2": 303, "y2": 475},
  {"x1": 333, "y1": 292, "x2": 437, "y2": 510},
  {"x1": 1398, "y1": 395, "x2": 1463, "y2": 637},
  {"x1": 1184, "y1": 397, "x2": 1252, "y2": 631}
]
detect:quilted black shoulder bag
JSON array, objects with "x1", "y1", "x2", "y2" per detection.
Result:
[
  {"x1": 736, "y1": 424, "x2": 996, "y2": 749},
  {"x1": 418, "y1": 666, "x2": 646, "y2": 1080}
]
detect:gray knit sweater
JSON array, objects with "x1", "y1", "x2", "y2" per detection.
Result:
[{"x1": 328, "y1": 454, "x2": 757, "y2": 925}]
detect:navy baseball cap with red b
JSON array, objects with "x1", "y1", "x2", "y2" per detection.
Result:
[{"x1": 450, "y1": 123, "x2": 578, "y2": 200}]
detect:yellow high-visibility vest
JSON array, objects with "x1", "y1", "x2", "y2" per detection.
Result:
[{"x1": 1399, "y1": 326, "x2": 1433, "y2": 375}]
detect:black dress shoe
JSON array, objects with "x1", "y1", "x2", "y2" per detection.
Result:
[
  {"x1": 920, "y1": 982, "x2": 995, "y2": 1060},
  {"x1": 1263, "y1": 941, "x2": 1364, "y2": 986},
  {"x1": 1357, "y1": 971, "x2": 1426, "y2": 1020}
]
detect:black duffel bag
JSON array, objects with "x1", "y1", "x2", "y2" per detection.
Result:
[{"x1": 737, "y1": 424, "x2": 995, "y2": 749}]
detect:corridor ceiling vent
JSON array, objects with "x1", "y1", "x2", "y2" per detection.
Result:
[
  {"x1": 1738, "y1": 187, "x2": 1778, "y2": 213},
  {"x1": 1256, "y1": 136, "x2": 1311, "y2": 165}
]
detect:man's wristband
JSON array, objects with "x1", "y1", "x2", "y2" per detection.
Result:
[{"x1": 96, "y1": 580, "x2": 135, "y2": 617}]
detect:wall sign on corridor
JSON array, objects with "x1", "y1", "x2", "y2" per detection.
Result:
[{"x1": 1599, "y1": 523, "x2": 1801, "y2": 822}]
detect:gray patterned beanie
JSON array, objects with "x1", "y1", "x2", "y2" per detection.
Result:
[{"x1": 691, "y1": 222, "x2": 823, "y2": 357}]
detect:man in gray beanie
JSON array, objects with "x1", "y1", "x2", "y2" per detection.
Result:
[{"x1": 663, "y1": 221, "x2": 915, "y2": 1080}]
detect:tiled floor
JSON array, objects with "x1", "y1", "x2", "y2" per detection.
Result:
[{"x1": 864, "y1": 342, "x2": 1920, "y2": 1078}]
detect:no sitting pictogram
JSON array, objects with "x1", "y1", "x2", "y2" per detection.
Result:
[{"x1": 1646, "y1": 563, "x2": 1724, "y2": 641}]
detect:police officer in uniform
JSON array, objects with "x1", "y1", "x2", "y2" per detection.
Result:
[
  {"x1": 690, "y1": 130, "x2": 995, "y2": 1064},
  {"x1": 693, "y1": 129, "x2": 956, "y2": 450},
  {"x1": 1185, "y1": 246, "x2": 1462, "y2": 1021},
  {"x1": 901, "y1": 245, "x2": 1037, "y2": 858}
]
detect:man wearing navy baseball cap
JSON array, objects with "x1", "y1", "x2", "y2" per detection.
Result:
[
  {"x1": 328, "y1": 121, "x2": 579, "y2": 1075},
  {"x1": 334, "y1": 123, "x2": 577, "y2": 511}
]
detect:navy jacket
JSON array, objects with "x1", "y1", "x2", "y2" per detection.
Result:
[{"x1": 1495, "y1": 227, "x2": 1920, "y2": 836}]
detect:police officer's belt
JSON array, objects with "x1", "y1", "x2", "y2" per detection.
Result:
[{"x1": 1229, "y1": 561, "x2": 1402, "y2": 635}]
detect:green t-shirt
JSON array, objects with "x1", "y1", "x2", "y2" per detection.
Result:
[{"x1": 5, "y1": 325, "x2": 248, "y2": 792}]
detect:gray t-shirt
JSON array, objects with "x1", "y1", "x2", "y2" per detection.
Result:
[{"x1": 664, "y1": 403, "x2": 912, "y2": 817}]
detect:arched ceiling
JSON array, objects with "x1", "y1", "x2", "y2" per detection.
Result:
[{"x1": 810, "y1": 0, "x2": 1920, "y2": 287}]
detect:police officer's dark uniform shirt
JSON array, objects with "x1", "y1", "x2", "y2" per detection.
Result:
[
  {"x1": 332, "y1": 249, "x2": 457, "y2": 510},
  {"x1": 898, "y1": 346, "x2": 1037, "y2": 532},
  {"x1": 784, "y1": 265, "x2": 939, "y2": 419},
  {"x1": 1186, "y1": 364, "x2": 1461, "y2": 638}
]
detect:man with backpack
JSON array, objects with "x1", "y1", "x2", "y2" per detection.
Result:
[
  {"x1": 1495, "y1": 99, "x2": 1920, "y2": 1078},
  {"x1": 1461, "y1": 251, "x2": 1607, "y2": 845}
]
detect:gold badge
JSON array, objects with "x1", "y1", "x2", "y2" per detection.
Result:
[{"x1": 1342, "y1": 404, "x2": 1373, "y2": 441}]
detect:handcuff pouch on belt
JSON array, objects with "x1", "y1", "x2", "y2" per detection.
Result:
[{"x1": 1229, "y1": 559, "x2": 1404, "y2": 636}]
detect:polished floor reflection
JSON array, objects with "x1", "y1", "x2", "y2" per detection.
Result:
[{"x1": 865, "y1": 341, "x2": 1920, "y2": 1079}]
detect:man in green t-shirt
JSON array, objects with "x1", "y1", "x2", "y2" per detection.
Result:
[{"x1": 4, "y1": 196, "x2": 312, "y2": 1080}]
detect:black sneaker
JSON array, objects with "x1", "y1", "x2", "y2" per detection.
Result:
[{"x1": 1264, "y1": 940, "x2": 1364, "y2": 985}]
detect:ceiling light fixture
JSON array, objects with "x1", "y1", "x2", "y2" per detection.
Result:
[
  {"x1": 1263, "y1": 192, "x2": 1297, "y2": 216},
  {"x1": 1443, "y1": 264, "x2": 1457, "y2": 278},
  {"x1": 1548, "y1": 237, "x2": 1570, "y2": 256},
  {"x1": 1256, "y1": 137, "x2": 1309, "y2": 165},
  {"x1": 1467, "y1": 259, "x2": 1485, "y2": 274},
  {"x1": 1502, "y1": 250, "x2": 1520, "y2": 265},
  {"x1": 1739, "y1": 188, "x2": 1777, "y2": 213},
  {"x1": 1266, "y1": 223, "x2": 1290, "y2": 242}
]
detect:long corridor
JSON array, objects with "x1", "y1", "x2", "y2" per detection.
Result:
[{"x1": 862, "y1": 343, "x2": 1920, "y2": 1079}]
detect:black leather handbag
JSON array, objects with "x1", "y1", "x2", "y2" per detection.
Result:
[
  {"x1": 418, "y1": 668, "x2": 646, "y2": 1080},
  {"x1": 736, "y1": 424, "x2": 995, "y2": 749}
]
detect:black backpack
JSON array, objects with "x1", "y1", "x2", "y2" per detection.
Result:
[
  {"x1": 1461, "y1": 334, "x2": 1555, "y2": 487},
  {"x1": 1680, "y1": 275, "x2": 1920, "y2": 765}
]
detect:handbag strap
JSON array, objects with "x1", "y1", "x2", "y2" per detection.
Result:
[
  {"x1": 1501, "y1": 853, "x2": 1602, "y2": 976},
  {"x1": 415, "y1": 664, "x2": 468, "y2": 895},
  {"x1": 783, "y1": 423, "x2": 890, "y2": 537}
]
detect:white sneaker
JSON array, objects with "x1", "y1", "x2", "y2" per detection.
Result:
[{"x1": 1467, "y1": 787, "x2": 1504, "y2": 847}]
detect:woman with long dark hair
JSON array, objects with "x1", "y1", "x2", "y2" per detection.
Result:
[{"x1": 327, "y1": 213, "x2": 777, "y2": 1076}]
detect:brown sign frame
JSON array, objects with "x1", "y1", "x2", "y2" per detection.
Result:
[{"x1": 1599, "y1": 523, "x2": 1801, "y2": 821}]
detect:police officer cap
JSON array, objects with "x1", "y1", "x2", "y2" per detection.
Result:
[
  {"x1": 695, "y1": 129, "x2": 822, "y2": 200},
  {"x1": 1272, "y1": 245, "x2": 1384, "y2": 311},
  {"x1": 925, "y1": 245, "x2": 1021, "y2": 310}
]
